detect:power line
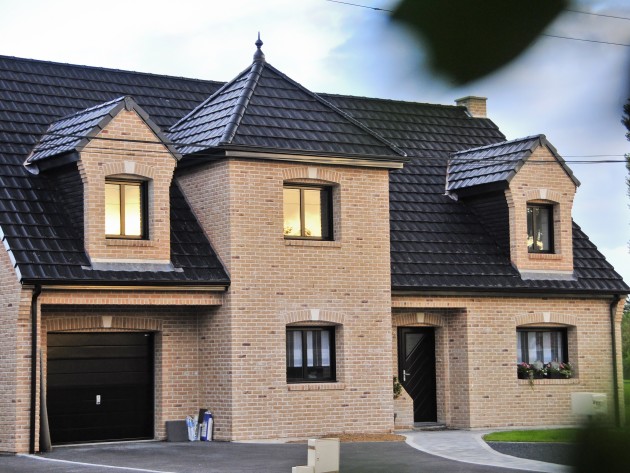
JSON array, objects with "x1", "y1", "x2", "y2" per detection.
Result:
[
  {"x1": 23, "y1": 131, "x2": 629, "y2": 163},
  {"x1": 324, "y1": 0, "x2": 392, "y2": 12},
  {"x1": 542, "y1": 33, "x2": 630, "y2": 47},
  {"x1": 322, "y1": 0, "x2": 630, "y2": 47},
  {"x1": 565, "y1": 8, "x2": 630, "y2": 21}
]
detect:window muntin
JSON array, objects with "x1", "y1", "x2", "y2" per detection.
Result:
[
  {"x1": 527, "y1": 204, "x2": 553, "y2": 253},
  {"x1": 283, "y1": 186, "x2": 332, "y2": 239},
  {"x1": 286, "y1": 327, "x2": 335, "y2": 383},
  {"x1": 105, "y1": 180, "x2": 147, "y2": 239},
  {"x1": 516, "y1": 328, "x2": 567, "y2": 364}
]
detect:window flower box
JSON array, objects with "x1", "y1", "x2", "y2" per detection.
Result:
[{"x1": 516, "y1": 361, "x2": 573, "y2": 382}]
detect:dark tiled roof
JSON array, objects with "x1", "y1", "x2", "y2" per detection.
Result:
[
  {"x1": 321, "y1": 95, "x2": 627, "y2": 294},
  {"x1": 447, "y1": 134, "x2": 580, "y2": 193},
  {"x1": 0, "y1": 54, "x2": 626, "y2": 293},
  {"x1": 169, "y1": 56, "x2": 406, "y2": 160},
  {"x1": 0, "y1": 55, "x2": 227, "y2": 286},
  {"x1": 25, "y1": 96, "x2": 181, "y2": 169}
]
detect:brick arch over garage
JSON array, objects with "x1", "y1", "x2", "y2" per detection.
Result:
[
  {"x1": 44, "y1": 316, "x2": 163, "y2": 332},
  {"x1": 514, "y1": 312, "x2": 577, "y2": 327}
]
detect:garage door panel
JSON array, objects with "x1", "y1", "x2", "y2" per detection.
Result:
[
  {"x1": 48, "y1": 370, "x2": 151, "y2": 388},
  {"x1": 48, "y1": 345, "x2": 150, "y2": 360},
  {"x1": 47, "y1": 333, "x2": 154, "y2": 444},
  {"x1": 48, "y1": 333, "x2": 151, "y2": 347},
  {"x1": 48, "y1": 357, "x2": 149, "y2": 375}
]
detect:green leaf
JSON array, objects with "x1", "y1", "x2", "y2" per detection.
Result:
[{"x1": 392, "y1": 0, "x2": 567, "y2": 84}]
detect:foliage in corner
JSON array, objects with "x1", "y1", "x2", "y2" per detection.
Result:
[
  {"x1": 393, "y1": 376, "x2": 403, "y2": 399},
  {"x1": 391, "y1": 0, "x2": 567, "y2": 85}
]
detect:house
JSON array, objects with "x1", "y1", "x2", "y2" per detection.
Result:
[{"x1": 0, "y1": 39, "x2": 627, "y2": 454}]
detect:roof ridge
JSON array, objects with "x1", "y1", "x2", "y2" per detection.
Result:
[
  {"x1": 451, "y1": 134, "x2": 545, "y2": 156},
  {"x1": 263, "y1": 63, "x2": 407, "y2": 157},
  {"x1": 218, "y1": 61, "x2": 264, "y2": 145},
  {"x1": 0, "y1": 54, "x2": 226, "y2": 86},
  {"x1": 168, "y1": 64, "x2": 254, "y2": 132}
]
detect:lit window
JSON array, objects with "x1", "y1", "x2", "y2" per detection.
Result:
[
  {"x1": 105, "y1": 180, "x2": 146, "y2": 238},
  {"x1": 286, "y1": 327, "x2": 336, "y2": 383},
  {"x1": 283, "y1": 186, "x2": 332, "y2": 239},
  {"x1": 516, "y1": 328, "x2": 567, "y2": 364},
  {"x1": 527, "y1": 204, "x2": 553, "y2": 253}
]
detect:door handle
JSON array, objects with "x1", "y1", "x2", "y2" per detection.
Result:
[{"x1": 403, "y1": 370, "x2": 411, "y2": 382}]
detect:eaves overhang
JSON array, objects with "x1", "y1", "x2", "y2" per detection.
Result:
[
  {"x1": 178, "y1": 144, "x2": 409, "y2": 169},
  {"x1": 19, "y1": 279, "x2": 230, "y2": 292},
  {"x1": 391, "y1": 286, "x2": 629, "y2": 299}
]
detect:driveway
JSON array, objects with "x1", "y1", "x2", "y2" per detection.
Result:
[{"x1": 1, "y1": 440, "x2": 541, "y2": 473}]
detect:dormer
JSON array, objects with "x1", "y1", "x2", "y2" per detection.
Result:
[
  {"x1": 447, "y1": 135, "x2": 580, "y2": 279},
  {"x1": 25, "y1": 96, "x2": 181, "y2": 265}
]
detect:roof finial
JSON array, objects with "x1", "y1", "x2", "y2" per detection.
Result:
[{"x1": 253, "y1": 32, "x2": 265, "y2": 62}]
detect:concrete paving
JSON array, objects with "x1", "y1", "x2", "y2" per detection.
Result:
[
  {"x1": 405, "y1": 430, "x2": 571, "y2": 473},
  {"x1": 0, "y1": 430, "x2": 570, "y2": 473}
]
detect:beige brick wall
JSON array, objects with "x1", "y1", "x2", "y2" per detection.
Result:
[
  {"x1": 392, "y1": 295, "x2": 624, "y2": 428},
  {"x1": 78, "y1": 110, "x2": 177, "y2": 263},
  {"x1": 40, "y1": 304, "x2": 216, "y2": 441},
  {"x1": 506, "y1": 146, "x2": 577, "y2": 273},
  {"x1": 0, "y1": 247, "x2": 33, "y2": 453},
  {"x1": 178, "y1": 159, "x2": 395, "y2": 440}
]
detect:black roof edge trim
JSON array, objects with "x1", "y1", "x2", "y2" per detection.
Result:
[
  {"x1": 20, "y1": 279, "x2": 231, "y2": 289},
  {"x1": 33, "y1": 151, "x2": 79, "y2": 173},
  {"x1": 391, "y1": 288, "x2": 629, "y2": 298},
  {"x1": 450, "y1": 181, "x2": 508, "y2": 198}
]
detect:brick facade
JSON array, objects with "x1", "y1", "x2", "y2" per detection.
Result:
[
  {"x1": 178, "y1": 158, "x2": 395, "y2": 440},
  {"x1": 0, "y1": 79, "x2": 625, "y2": 455},
  {"x1": 506, "y1": 146, "x2": 577, "y2": 273},
  {"x1": 78, "y1": 110, "x2": 177, "y2": 263},
  {"x1": 392, "y1": 295, "x2": 625, "y2": 428}
]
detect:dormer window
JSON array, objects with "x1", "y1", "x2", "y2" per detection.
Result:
[
  {"x1": 527, "y1": 204, "x2": 553, "y2": 253},
  {"x1": 105, "y1": 179, "x2": 147, "y2": 239}
]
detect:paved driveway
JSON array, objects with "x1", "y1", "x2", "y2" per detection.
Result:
[{"x1": 0, "y1": 441, "x2": 538, "y2": 473}]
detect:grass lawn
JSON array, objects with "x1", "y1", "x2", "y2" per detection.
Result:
[
  {"x1": 484, "y1": 381, "x2": 630, "y2": 443},
  {"x1": 483, "y1": 428, "x2": 580, "y2": 443}
]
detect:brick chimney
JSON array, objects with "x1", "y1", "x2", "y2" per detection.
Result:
[{"x1": 455, "y1": 96, "x2": 487, "y2": 118}]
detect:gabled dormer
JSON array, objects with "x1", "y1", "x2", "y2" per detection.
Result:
[
  {"x1": 25, "y1": 96, "x2": 181, "y2": 265},
  {"x1": 447, "y1": 135, "x2": 580, "y2": 279}
]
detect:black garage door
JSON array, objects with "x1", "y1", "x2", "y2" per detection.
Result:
[{"x1": 47, "y1": 333, "x2": 154, "y2": 444}]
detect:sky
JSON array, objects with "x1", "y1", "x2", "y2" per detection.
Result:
[{"x1": 0, "y1": 0, "x2": 629, "y2": 285}]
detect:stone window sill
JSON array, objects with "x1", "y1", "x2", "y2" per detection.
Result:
[
  {"x1": 106, "y1": 239, "x2": 155, "y2": 247},
  {"x1": 285, "y1": 239, "x2": 341, "y2": 248},
  {"x1": 287, "y1": 382, "x2": 345, "y2": 391},
  {"x1": 518, "y1": 378, "x2": 579, "y2": 386},
  {"x1": 528, "y1": 253, "x2": 562, "y2": 260}
]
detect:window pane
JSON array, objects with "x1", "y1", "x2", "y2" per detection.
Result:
[
  {"x1": 517, "y1": 329, "x2": 567, "y2": 365},
  {"x1": 516, "y1": 332, "x2": 523, "y2": 363},
  {"x1": 124, "y1": 184, "x2": 142, "y2": 236},
  {"x1": 320, "y1": 330, "x2": 330, "y2": 367},
  {"x1": 105, "y1": 183, "x2": 121, "y2": 235},
  {"x1": 303, "y1": 189, "x2": 322, "y2": 237},
  {"x1": 527, "y1": 207, "x2": 534, "y2": 251},
  {"x1": 536, "y1": 207, "x2": 551, "y2": 251},
  {"x1": 283, "y1": 188, "x2": 301, "y2": 236},
  {"x1": 286, "y1": 331, "x2": 302, "y2": 368},
  {"x1": 528, "y1": 332, "x2": 539, "y2": 363}
]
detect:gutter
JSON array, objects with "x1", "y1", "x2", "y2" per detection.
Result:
[
  {"x1": 609, "y1": 294, "x2": 622, "y2": 427},
  {"x1": 29, "y1": 284, "x2": 42, "y2": 454}
]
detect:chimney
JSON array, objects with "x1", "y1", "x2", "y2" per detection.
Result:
[{"x1": 455, "y1": 96, "x2": 487, "y2": 118}]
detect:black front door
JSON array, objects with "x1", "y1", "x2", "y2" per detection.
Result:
[
  {"x1": 47, "y1": 333, "x2": 154, "y2": 444},
  {"x1": 398, "y1": 327, "x2": 437, "y2": 422}
]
